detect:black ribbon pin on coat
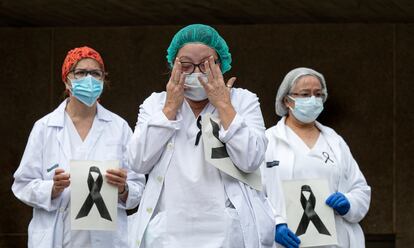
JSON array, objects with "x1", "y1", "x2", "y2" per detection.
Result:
[
  {"x1": 322, "y1": 152, "x2": 334, "y2": 164},
  {"x1": 295, "y1": 185, "x2": 330, "y2": 236},
  {"x1": 210, "y1": 119, "x2": 230, "y2": 159},
  {"x1": 76, "y1": 166, "x2": 112, "y2": 221},
  {"x1": 195, "y1": 115, "x2": 202, "y2": 146}
]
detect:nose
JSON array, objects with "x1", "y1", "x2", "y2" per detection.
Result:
[{"x1": 194, "y1": 65, "x2": 202, "y2": 73}]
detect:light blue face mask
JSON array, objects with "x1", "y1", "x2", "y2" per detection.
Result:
[
  {"x1": 69, "y1": 75, "x2": 103, "y2": 107},
  {"x1": 288, "y1": 95, "x2": 324, "y2": 123}
]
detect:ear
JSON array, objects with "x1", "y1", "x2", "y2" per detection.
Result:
[{"x1": 283, "y1": 96, "x2": 290, "y2": 107}]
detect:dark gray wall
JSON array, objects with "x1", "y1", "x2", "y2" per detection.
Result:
[{"x1": 0, "y1": 24, "x2": 412, "y2": 247}]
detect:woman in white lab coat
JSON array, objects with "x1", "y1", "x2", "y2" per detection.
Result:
[
  {"x1": 127, "y1": 24, "x2": 275, "y2": 248},
  {"x1": 12, "y1": 46, "x2": 145, "y2": 248},
  {"x1": 262, "y1": 67, "x2": 371, "y2": 248}
]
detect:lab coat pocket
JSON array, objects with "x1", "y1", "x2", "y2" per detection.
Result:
[{"x1": 224, "y1": 207, "x2": 245, "y2": 248}]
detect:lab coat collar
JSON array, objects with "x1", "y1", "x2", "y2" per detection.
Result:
[
  {"x1": 272, "y1": 116, "x2": 336, "y2": 140},
  {"x1": 271, "y1": 116, "x2": 290, "y2": 145},
  {"x1": 48, "y1": 99, "x2": 112, "y2": 127}
]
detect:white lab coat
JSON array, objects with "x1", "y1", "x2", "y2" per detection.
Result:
[
  {"x1": 12, "y1": 100, "x2": 145, "y2": 248},
  {"x1": 127, "y1": 88, "x2": 276, "y2": 248},
  {"x1": 263, "y1": 117, "x2": 371, "y2": 247}
]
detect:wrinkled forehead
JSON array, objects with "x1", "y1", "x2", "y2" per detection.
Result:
[
  {"x1": 177, "y1": 43, "x2": 219, "y2": 62},
  {"x1": 291, "y1": 75, "x2": 323, "y2": 91}
]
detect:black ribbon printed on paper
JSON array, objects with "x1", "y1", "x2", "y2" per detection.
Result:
[
  {"x1": 295, "y1": 185, "x2": 330, "y2": 236},
  {"x1": 210, "y1": 119, "x2": 229, "y2": 159},
  {"x1": 75, "y1": 166, "x2": 112, "y2": 221}
]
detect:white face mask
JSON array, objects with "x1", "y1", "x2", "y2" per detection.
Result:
[{"x1": 184, "y1": 72, "x2": 208, "y2": 101}]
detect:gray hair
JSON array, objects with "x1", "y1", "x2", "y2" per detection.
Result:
[{"x1": 275, "y1": 67, "x2": 328, "y2": 117}]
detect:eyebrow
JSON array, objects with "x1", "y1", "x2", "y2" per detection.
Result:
[
  {"x1": 179, "y1": 56, "x2": 218, "y2": 62},
  {"x1": 295, "y1": 89, "x2": 322, "y2": 92},
  {"x1": 73, "y1": 68, "x2": 102, "y2": 71}
]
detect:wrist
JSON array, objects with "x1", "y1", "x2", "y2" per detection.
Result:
[
  {"x1": 51, "y1": 186, "x2": 60, "y2": 199},
  {"x1": 163, "y1": 106, "x2": 178, "y2": 120},
  {"x1": 118, "y1": 183, "x2": 128, "y2": 195}
]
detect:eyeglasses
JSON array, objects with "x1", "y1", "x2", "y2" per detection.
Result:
[
  {"x1": 70, "y1": 69, "x2": 105, "y2": 80},
  {"x1": 180, "y1": 60, "x2": 220, "y2": 74},
  {"x1": 290, "y1": 92, "x2": 326, "y2": 98}
]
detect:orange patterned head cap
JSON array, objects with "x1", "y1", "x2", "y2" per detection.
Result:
[{"x1": 61, "y1": 46, "x2": 105, "y2": 83}]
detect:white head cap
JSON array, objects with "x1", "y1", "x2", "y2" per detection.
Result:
[{"x1": 275, "y1": 67, "x2": 328, "y2": 117}]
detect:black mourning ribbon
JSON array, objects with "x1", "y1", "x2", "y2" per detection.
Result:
[
  {"x1": 195, "y1": 115, "x2": 202, "y2": 146},
  {"x1": 295, "y1": 185, "x2": 330, "y2": 236},
  {"x1": 210, "y1": 119, "x2": 229, "y2": 159},
  {"x1": 322, "y1": 152, "x2": 334, "y2": 164},
  {"x1": 75, "y1": 166, "x2": 112, "y2": 221}
]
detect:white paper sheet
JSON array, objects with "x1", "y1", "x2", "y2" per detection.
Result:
[
  {"x1": 282, "y1": 179, "x2": 337, "y2": 247},
  {"x1": 201, "y1": 113, "x2": 262, "y2": 191},
  {"x1": 70, "y1": 160, "x2": 119, "y2": 230}
]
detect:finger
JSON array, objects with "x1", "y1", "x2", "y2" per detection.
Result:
[
  {"x1": 55, "y1": 179, "x2": 70, "y2": 187},
  {"x1": 105, "y1": 172, "x2": 126, "y2": 182},
  {"x1": 335, "y1": 199, "x2": 348, "y2": 208},
  {"x1": 178, "y1": 71, "x2": 186, "y2": 86},
  {"x1": 198, "y1": 75, "x2": 208, "y2": 89},
  {"x1": 106, "y1": 173, "x2": 126, "y2": 184},
  {"x1": 60, "y1": 180, "x2": 71, "y2": 188},
  {"x1": 325, "y1": 193, "x2": 338, "y2": 206},
  {"x1": 54, "y1": 168, "x2": 65, "y2": 175},
  {"x1": 288, "y1": 230, "x2": 301, "y2": 244},
  {"x1": 54, "y1": 173, "x2": 70, "y2": 182},
  {"x1": 170, "y1": 58, "x2": 179, "y2": 83},
  {"x1": 283, "y1": 235, "x2": 298, "y2": 248},
  {"x1": 211, "y1": 57, "x2": 224, "y2": 81},
  {"x1": 173, "y1": 60, "x2": 182, "y2": 84},
  {"x1": 204, "y1": 60, "x2": 214, "y2": 83},
  {"x1": 106, "y1": 179, "x2": 123, "y2": 186},
  {"x1": 331, "y1": 194, "x2": 344, "y2": 207},
  {"x1": 208, "y1": 56, "x2": 218, "y2": 79},
  {"x1": 107, "y1": 169, "x2": 127, "y2": 179},
  {"x1": 226, "y1": 77, "x2": 236, "y2": 88}
]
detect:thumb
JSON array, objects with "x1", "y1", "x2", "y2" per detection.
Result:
[{"x1": 226, "y1": 77, "x2": 237, "y2": 89}]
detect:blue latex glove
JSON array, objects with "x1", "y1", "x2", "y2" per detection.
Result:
[
  {"x1": 325, "y1": 192, "x2": 350, "y2": 215},
  {"x1": 275, "y1": 224, "x2": 301, "y2": 248}
]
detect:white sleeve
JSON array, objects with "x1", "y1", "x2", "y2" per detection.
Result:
[
  {"x1": 219, "y1": 90, "x2": 267, "y2": 173},
  {"x1": 118, "y1": 121, "x2": 146, "y2": 210},
  {"x1": 12, "y1": 121, "x2": 60, "y2": 211},
  {"x1": 127, "y1": 93, "x2": 181, "y2": 174},
  {"x1": 340, "y1": 139, "x2": 371, "y2": 223}
]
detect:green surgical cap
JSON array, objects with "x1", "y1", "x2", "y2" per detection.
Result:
[{"x1": 166, "y1": 24, "x2": 232, "y2": 74}]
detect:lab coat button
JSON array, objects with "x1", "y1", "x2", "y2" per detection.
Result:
[
  {"x1": 167, "y1": 142, "x2": 174, "y2": 149},
  {"x1": 59, "y1": 207, "x2": 65, "y2": 213},
  {"x1": 157, "y1": 176, "x2": 163, "y2": 183},
  {"x1": 136, "y1": 239, "x2": 141, "y2": 246},
  {"x1": 146, "y1": 207, "x2": 153, "y2": 214}
]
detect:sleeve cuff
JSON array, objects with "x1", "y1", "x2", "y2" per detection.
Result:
[
  {"x1": 123, "y1": 181, "x2": 142, "y2": 209},
  {"x1": 275, "y1": 216, "x2": 287, "y2": 226},
  {"x1": 43, "y1": 180, "x2": 60, "y2": 211},
  {"x1": 342, "y1": 192, "x2": 355, "y2": 221},
  {"x1": 219, "y1": 114, "x2": 246, "y2": 143},
  {"x1": 148, "y1": 110, "x2": 182, "y2": 130}
]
